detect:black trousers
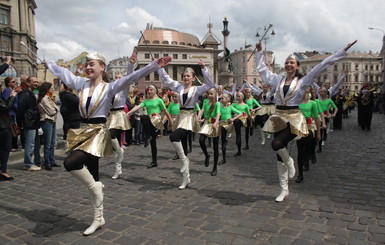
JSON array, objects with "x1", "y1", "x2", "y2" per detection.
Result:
[{"x1": 140, "y1": 115, "x2": 158, "y2": 163}]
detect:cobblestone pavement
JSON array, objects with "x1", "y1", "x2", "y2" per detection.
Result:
[{"x1": 1, "y1": 111, "x2": 385, "y2": 244}]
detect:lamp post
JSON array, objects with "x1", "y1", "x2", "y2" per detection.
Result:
[
  {"x1": 255, "y1": 26, "x2": 276, "y2": 66},
  {"x1": 368, "y1": 27, "x2": 385, "y2": 91}
]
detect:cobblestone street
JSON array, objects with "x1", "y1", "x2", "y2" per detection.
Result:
[{"x1": 1, "y1": 111, "x2": 385, "y2": 244}]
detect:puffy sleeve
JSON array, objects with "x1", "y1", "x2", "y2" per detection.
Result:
[
  {"x1": 46, "y1": 61, "x2": 86, "y2": 92},
  {"x1": 255, "y1": 50, "x2": 282, "y2": 88},
  {"x1": 157, "y1": 68, "x2": 183, "y2": 91},
  {"x1": 196, "y1": 66, "x2": 215, "y2": 95}
]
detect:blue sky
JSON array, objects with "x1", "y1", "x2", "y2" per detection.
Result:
[{"x1": 35, "y1": 0, "x2": 385, "y2": 65}]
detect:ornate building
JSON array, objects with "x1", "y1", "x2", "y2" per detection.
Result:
[
  {"x1": 106, "y1": 56, "x2": 132, "y2": 81},
  {"x1": 299, "y1": 51, "x2": 383, "y2": 92},
  {"x1": 133, "y1": 23, "x2": 221, "y2": 91},
  {"x1": 0, "y1": 0, "x2": 38, "y2": 83}
]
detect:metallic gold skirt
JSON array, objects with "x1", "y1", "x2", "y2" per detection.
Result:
[
  {"x1": 307, "y1": 121, "x2": 317, "y2": 134},
  {"x1": 107, "y1": 110, "x2": 131, "y2": 130},
  {"x1": 150, "y1": 114, "x2": 164, "y2": 130},
  {"x1": 262, "y1": 109, "x2": 308, "y2": 140},
  {"x1": 220, "y1": 121, "x2": 234, "y2": 133},
  {"x1": 66, "y1": 123, "x2": 113, "y2": 158},
  {"x1": 239, "y1": 115, "x2": 248, "y2": 127},
  {"x1": 167, "y1": 115, "x2": 178, "y2": 131},
  {"x1": 173, "y1": 110, "x2": 200, "y2": 132},
  {"x1": 199, "y1": 120, "x2": 221, "y2": 138},
  {"x1": 256, "y1": 104, "x2": 276, "y2": 116}
]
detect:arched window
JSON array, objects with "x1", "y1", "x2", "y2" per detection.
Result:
[
  {"x1": 153, "y1": 40, "x2": 160, "y2": 44},
  {"x1": 162, "y1": 41, "x2": 169, "y2": 44},
  {"x1": 171, "y1": 41, "x2": 177, "y2": 45}
]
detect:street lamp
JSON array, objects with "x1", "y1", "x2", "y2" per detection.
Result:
[
  {"x1": 368, "y1": 27, "x2": 385, "y2": 91},
  {"x1": 256, "y1": 26, "x2": 276, "y2": 66}
]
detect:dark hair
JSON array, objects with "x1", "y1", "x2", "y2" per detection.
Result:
[
  {"x1": 135, "y1": 93, "x2": 144, "y2": 105},
  {"x1": 295, "y1": 60, "x2": 304, "y2": 79},
  {"x1": 38, "y1": 82, "x2": 52, "y2": 104},
  {"x1": 4, "y1": 77, "x2": 14, "y2": 87}
]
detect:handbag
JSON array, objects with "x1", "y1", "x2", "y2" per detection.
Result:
[{"x1": 10, "y1": 117, "x2": 21, "y2": 137}]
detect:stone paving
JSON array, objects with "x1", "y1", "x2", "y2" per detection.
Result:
[{"x1": 1, "y1": 111, "x2": 385, "y2": 244}]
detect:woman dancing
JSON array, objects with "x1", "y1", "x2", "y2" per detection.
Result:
[
  {"x1": 244, "y1": 87, "x2": 261, "y2": 144},
  {"x1": 255, "y1": 40, "x2": 356, "y2": 202},
  {"x1": 128, "y1": 84, "x2": 173, "y2": 168},
  {"x1": 197, "y1": 88, "x2": 221, "y2": 176},
  {"x1": 157, "y1": 61, "x2": 214, "y2": 189},
  {"x1": 231, "y1": 92, "x2": 251, "y2": 156},
  {"x1": 107, "y1": 53, "x2": 136, "y2": 179},
  {"x1": 46, "y1": 54, "x2": 171, "y2": 235}
]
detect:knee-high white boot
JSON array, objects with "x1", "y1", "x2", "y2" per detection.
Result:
[
  {"x1": 260, "y1": 129, "x2": 266, "y2": 145},
  {"x1": 276, "y1": 148, "x2": 295, "y2": 178},
  {"x1": 111, "y1": 138, "x2": 123, "y2": 179},
  {"x1": 172, "y1": 141, "x2": 189, "y2": 173},
  {"x1": 178, "y1": 169, "x2": 191, "y2": 190},
  {"x1": 275, "y1": 161, "x2": 289, "y2": 202},
  {"x1": 70, "y1": 167, "x2": 105, "y2": 235}
]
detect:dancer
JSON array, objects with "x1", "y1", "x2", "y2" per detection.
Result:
[
  {"x1": 157, "y1": 61, "x2": 214, "y2": 189},
  {"x1": 255, "y1": 40, "x2": 356, "y2": 202},
  {"x1": 46, "y1": 54, "x2": 171, "y2": 235},
  {"x1": 244, "y1": 86, "x2": 261, "y2": 142},
  {"x1": 316, "y1": 87, "x2": 337, "y2": 152},
  {"x1": 128, "y1": 84, "x2": 173, "y2": 168},
  {"x1": 107, "y1": 53, "x2": 136, "y2": 179},
  {"x1": 218, "y1": 93, "x2": 242, "y2": 165},
  {"x1": 197, "y1": 88, "x2": 221, "y2": 176},
  {"x1": 166, "y1": 92, "x2": 181, "y2": 160},
  {"x1": 296, "y1": 88, "x2": 321, "y2": 183},
  {"x1": 231, "y1": 91, "x2": 251, "y2": 155}
]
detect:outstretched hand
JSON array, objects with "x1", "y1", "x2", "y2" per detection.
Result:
[
  {"x1": 157, "y1": 56, "x2": 172, "y2": 68},
  {"x1": 129, "y1": 52, "x2": 137, "y2": 64},
  {"x1": 255, "y1": 41, "x2": 262, "y2": 51},
  {"x1": 344, "y1": 40, "x2": 357, "y2": 51}
]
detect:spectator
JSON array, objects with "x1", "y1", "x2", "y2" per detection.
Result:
[
  {"x1": 17, "y1": 76, "x2": 42, "y2": 171},
  {"x1": 59, "y1": 83, "x2": 81, "y2": 140},
  {"x1": 2, "y1": 77, "x2": 19, "y2": 151},
  {"x1": 38, "y1": 82, "x2": 60, "y2": 170}
]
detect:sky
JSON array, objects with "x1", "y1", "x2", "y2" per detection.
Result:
[{"x1": 35, "y1": 0, "x2": 385, "y2": 66}]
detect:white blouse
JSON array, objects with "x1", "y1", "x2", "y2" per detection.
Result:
[
  {"x1": 255, "y1": 49, "x2": 347, "y2": 106},
  {"x1": 47, "y1": 60, "x2": 159, "y2": 119},
  {"x1": 110, "y1": 63, "x2": 136, "y2": 109},
  {"x1": 157, "y1": 66, "x2": 215, "y2": 109}
]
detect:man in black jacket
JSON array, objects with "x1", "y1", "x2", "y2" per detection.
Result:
[
  {"x1": 17, "y1": 76, "x2": 42, "y2": 171},
  {"x1": 59, "y1": 83, "x2": 80, "y2": 140}
]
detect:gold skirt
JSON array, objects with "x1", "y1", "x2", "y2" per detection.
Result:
[
  {"x1": 150, "y1": 114, "x2": 164, "y2": 130},
  {"x1": 263, "y1": 109, "x2": 308, "y2": 140},
  {"x1": 239, "y1": 115, "x2": 248, "y2": 127},
  {"x1": 256, "y1": 104, "x2": 276, "y2": 116},
  {"x1": 167, "y1": 114, "x2": 178, "y2": 131},
  {"x1": 199, "y1": 120, "x2": 221, "y2": 138},
  {"x1": 107, "y1": 110, "x2": 131, "y2": 130},
  {"x1": 220, "y1": 121, "x2": 234, "y2": 133},
  {"x1": 173, "y1": 110, "x2": 200, "y2": 132},
  {"x1": 307, "y1": 120, "x2": 317, "y2": 135},
  {"x1": 66, "y1": 123, "x2": 113, "y2": 158}
]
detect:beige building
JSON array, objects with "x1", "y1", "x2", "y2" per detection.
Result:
[
  {"x1": 133, "y1": 23, "x2": 222, "y2": 91},
  {"x1": 300, "y1": 51, "x2": 383, "y2": 92},
  {"x1": 0, "y1": 0, "x2": 38, "y2": 83},
  {"x1": 106, "y1": 56, "x2": 132, "y2": 81}
]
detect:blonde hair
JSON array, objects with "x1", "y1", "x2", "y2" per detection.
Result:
[{"x1": 184, "y1": 67, "x2": 196, "y2": 77}]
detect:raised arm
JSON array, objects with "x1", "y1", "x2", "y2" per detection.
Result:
[
  {"x1": 196, "y1": 62, "x2": 215, "y2": 95},
  {"x1": 254, "y1": 42, "x2": 282, "y2": 87},
  {"x1": 330, "y1": 72, "x2": 347, "y2": 97},
  {"x1": 157, "y1": 68, "x2": 183, "y2": 91},
  {"x1": 46, "y1": 61, "x2": 86, "y2": 91},
  {"x1": 245, "y1": 81, "x2": 262, "y2": 96}
]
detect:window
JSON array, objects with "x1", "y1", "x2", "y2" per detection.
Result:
[
  {"x1": 154, "y1": 72, "x2": 159, "y2": 81},
  {"x1": 153, "y1": 40, "x2": 160, "y2": 44},
  {"x1": 145, "y1": 53, "x2": 150, "y2": 59},
  {"x1": 179, "y1": 42, "x2": 185, "y2": 45},
  {"x1": 1, "y1": 35, "x2": 12, "y2": 52},
  {"x1": 242, "y1": 56, "x2": 246, "y2": 63},
  {"x1": 154, "y1": 53, "x2": 159, "y2": 59},
  {"x1": 162, "y1": 41, "x2": 169, "y2": 44},
  {"x1": 145, "y1": 74, "x2": 150, "y2": 81},
  {"x1": 172, "y1": 65, "x2": 178, "y2": 80},
  {"x1": 334, "y1": 64, "x2": 338, "y2": 71},
  {"x1": 0, "y1": 8, "x2": 10, "y2": 25},
  {"x1": 355, "y1": 64, "x2": 359, "y2": 70},
  {"x1": 242, "y1": 68, "x2": 246, "y2": 74},
  {"x1": 171, "y1": 41, "x2": 177, "y2": 45},
  {"x1": 182, "y1": 54, "x2": 187, "y2": 59},
  {"x1": 355, "y1": 74, "x2": 358, "y2": 82},
  {"x1": 144, "y1": 40, "x2": 150, "y2": 44},
  {"x1": 173, "y1": 54, "x2": 178, "y2": 59},
  {"x1": 253, "y1": 78, "x2": 257, "y2": 84},
  {"x1": 355, "y1": 86, "x2": 358, "y2": 90},
  {"x1": 163, "y1": 53, "x2": 168, "y2": 57}
]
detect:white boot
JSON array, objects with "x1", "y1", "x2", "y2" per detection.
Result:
[
  {"x1": 83, "y1": 205, "x2": 105, "y2": 236},
  {"x1": 70, "y1": 167, "x2": 104, "y2": 208},
  {"x1": 275, "y1": 161, "x2": 289, "y2": 202},
  {"x1": 276, "y1": 148, "x2": 295, "y2": 178},
  {"x1": 111, "y1": 139, "x2": 124, "y2": 179},
  {"x1": 178, "y1": 170, "x2": 191, "y2": 190},
  {"x1": 172, "y1": 141, "x2": 189, "y2": 173},
  {"x1": 260, "y1": 129, "x2": 266, "y2": 145},
  {"x1": 267, "y1": 133, "x2": 271, "y2": 139}
]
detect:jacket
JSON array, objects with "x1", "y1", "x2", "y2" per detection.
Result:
[
  {"x1": 0, "y1": 96, "x2": 16, "y2": 129},
  {"x1": 38, "y1": 95, "x2": 59, "y2": 121},
  {"x1": 16, "y1": 88, "x2": 40, "y2": 129},
  {"x1": 59, "y1": 91, "x2": 81, "y2": 121}
]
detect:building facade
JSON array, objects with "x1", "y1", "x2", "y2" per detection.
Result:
[
  {"x1": 0, "y1": 0, "x2": 38, "y2": 84},
  {"x1": 132, "y1": 23, "x2": 222, "y2": 91},
  {"x1": 300, "y1": 51, "x2": 383, "y2": 92},
  {"x1": 106, "y1": 56, "x2": 132, "y2": 81}
]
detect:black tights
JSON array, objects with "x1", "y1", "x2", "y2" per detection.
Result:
[
  {"x1": 244, "y1": 117, "x2": 252, "y2": 146},
  {"x1": 255, "y1": 114, "x2": 269, "y2": 128},
  {"x1": 199, "y1": 134, "x2": 219, "y2": 169},
  {"x1": 140, "y1": 115, "x2": 158, "y2": 163},
  {"x1": 233, "y1": 119, "x2": 243, "y2": 153},
  {"x1": 64, "y1": 150, "x2": 100, "y2": 181},
  {"x1": 272, "y1": 126, "x2": 296, "y2": 161},
  {"x1": 220, "y1": 127, "x2": 228, "y2": 163},
  {"x1": 170, "y1": 128, "x2": 189, "y2": 156},
  {"x1": 109, "y1": 128, "x2": 123, "y2": 140},
  {"x1": 296, "y1": 131, "x2": 314, "y2": 177}
]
